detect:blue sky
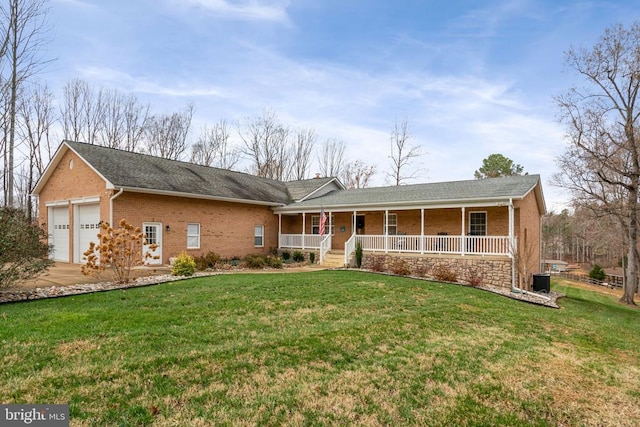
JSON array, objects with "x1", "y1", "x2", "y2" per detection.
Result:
[{"x1": 46, "y1": 0, "x2": 640, "y2": 210}]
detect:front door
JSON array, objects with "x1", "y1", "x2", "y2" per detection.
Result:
[
  {"x1": 143, "y1": 222, "x2": 162, "y2": 265},
  {"x1": 356, "y1": 215, "x2": 365, "y2": 235}
]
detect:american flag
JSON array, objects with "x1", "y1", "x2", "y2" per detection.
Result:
[{"x1": 319, "y1": 208, "x2": 327, "y2": 237}]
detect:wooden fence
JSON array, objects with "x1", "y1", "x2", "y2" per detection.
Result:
[{"x1": 556, "y1": 272, "x2": 623, "y2": 288}]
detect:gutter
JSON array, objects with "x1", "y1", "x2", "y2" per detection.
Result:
[{"x1": 109, "y1": 188, "x2": 124, "y2": 226}]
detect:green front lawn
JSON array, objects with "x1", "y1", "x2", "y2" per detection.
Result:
[{"x1": 1, "y1": 271, "x2": 638, "y2": 426}]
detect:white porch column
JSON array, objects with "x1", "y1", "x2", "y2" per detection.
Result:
[
  {"x1": 461, "y1": 207, "x2": 466, "y2": 256},
  {"x1": 278, "y1": 213, "x2": 282, "y2": 249},
  {"x1": 302, "y1": 213, "x2": 306, "y2": 250},
  {"x1": 420, "y1": 208, "x2": 424, "y2": 254},
  {"x1": 384, "y1": 209, "x2": 389, "y2": 253},
  {"x1": 353, "y1": 210, "x2": 357, "y2": 233}
]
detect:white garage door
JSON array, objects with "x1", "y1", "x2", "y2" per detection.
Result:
[
  {"x1": 75, "y1": 204, "x2": 101, "y2": 263},
  {"x1": 50, "y1": 206, "x2": 70, "y2": 262}
]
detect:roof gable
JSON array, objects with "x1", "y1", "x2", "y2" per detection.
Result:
[{"x1": 285, "y1": 177, "x2": 344, "y2": 201}]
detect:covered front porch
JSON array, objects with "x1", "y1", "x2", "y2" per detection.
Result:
[{"x1": 277, "y1": 206, "x2": 517, "y2": 265}]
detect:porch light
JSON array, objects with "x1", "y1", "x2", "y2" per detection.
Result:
[{"x1": 166, "y1": 225, "x2": 170, "y2": 232}]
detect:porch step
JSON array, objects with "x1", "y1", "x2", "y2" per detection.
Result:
[{"x1": 319, "y1": 251, "x2": 346, "y2": 268}]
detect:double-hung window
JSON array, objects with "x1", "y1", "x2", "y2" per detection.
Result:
[
  {"x1": 254, "y1": 225, "x2": 264, "y2": 247},
  {"x1": 311, "y1": 214, "x2": 334, "y2": 235},
  {"x1": 384, "y1": 213, "x2": 398, "y2": 235},
  {"x1": 187, "y1": 223, "x2": 200, "y2": 249},
  {"x1": 469, "y1": 212, "x2": 487, "y2": 236}
]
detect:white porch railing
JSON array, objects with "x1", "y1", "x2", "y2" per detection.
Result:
[
  {"x1": 280, "y1": 234, "x2": 322, "y2": 249},
  {"x1": 353, "y1": 235, "x2": 514, "y2": 256},
  {"x1": 283, "y1": 234, "x2": 516, "y2": 261},
  {"x1": 319, "y1": 234, "x2": 332, "y2": 263}
]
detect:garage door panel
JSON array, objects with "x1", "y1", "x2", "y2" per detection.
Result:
[
  {"x1": 51, "y1": 206, "x2": 69, "y2": 262},
  {"x1": 76, "y1": 204, "x2": 101, "y2": 263}
]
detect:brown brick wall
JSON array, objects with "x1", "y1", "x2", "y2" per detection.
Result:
[
  {"x1": 113, "y1": 192, "x2": 278, "y2": 263},
  {"x1": 37, "y1": 149, "x2": 111, "y2": 261},
  {"x1": 514, "y1": 189, "x2": 543, "y2": 289}
]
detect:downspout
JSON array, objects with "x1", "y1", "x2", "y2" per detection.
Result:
[
  {"x1": 509, "y1": 198, "x2": 517, "y2": 293},
  {"x1": 109, "y1": 188, "x2": 124, "y2": 227}
]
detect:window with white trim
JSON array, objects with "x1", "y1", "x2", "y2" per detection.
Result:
[
  {"x1": 187, "y1": 223, "x2": 200, "y2": 249},
  {"x1": 311, "y1": 214, "x2": 334, "y2": 235},
  {"x1": 254, "y1": 225, "x2": 264, "y2": 247},
  {"x1": 385, "y1": 213, "x2": 398, "y2": 235},
  {"x1": 469, "y1": 212, "x2": 487, "y2": 236}
]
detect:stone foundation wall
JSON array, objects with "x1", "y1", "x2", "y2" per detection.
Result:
[{"x1": 360, "y1": 253, "x2": 514, "y2": 289}]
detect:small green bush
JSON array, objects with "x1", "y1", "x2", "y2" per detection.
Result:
[
  {"x1": 309, "y1": 252, "x2": 315, "y2": 264},
  {"x1": 589, "y1": 264, "x2": 606, "y2": 281},
  {"x1": 292, "y1": 251, "x2": 305, "y2": 262},
  {"x1": 281, "y1": 251, "x2": 291, "y2": 261},
  {"x1": 355, "y1": 241, "x2": 363, "y2": 268},
  {"x1": 172, "y1": 251, "x2": 196, "y2": 277}
]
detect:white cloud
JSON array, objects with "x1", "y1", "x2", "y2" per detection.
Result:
[{"x1": 172, "y1": 0, "x2": 290, "y2": 23}]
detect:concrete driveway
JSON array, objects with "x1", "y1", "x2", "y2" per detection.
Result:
[{"x1": 14, "y1": 262, "x2": 171, "y2": 290}]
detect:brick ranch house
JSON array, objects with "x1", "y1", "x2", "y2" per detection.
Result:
[{"x1": 33, "y1": 140, "x2": 546, "y2": 290}]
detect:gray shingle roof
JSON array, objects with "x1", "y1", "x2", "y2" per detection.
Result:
[
  {"x1": 284, "y1": 177, "x2": 336, "y2": 201},
  {"x1": 65, "y1": 141, "x2": 292, "y2": 205},
  {"x1": 279, "y1": 174, "x2": 542, "y2": 210}
]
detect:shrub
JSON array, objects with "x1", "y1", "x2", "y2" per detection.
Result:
[
  {"x1": 281, "y1": 251, "x2": 291, "y2": 261},
  {"x1": 194, "y1": 251, "x2": 221, "y2": 270},
  {"x1": 391, "y1": 259, "x2": 411, "y2": 276},
  {"x1": 292, "y1": 251, "x2": 305, "y2": 262},
  {"x1": 370, "y1": 255, "x2": 385, "y2": 272},
  {"x1": 432, "y1": 263, "x2": 458, "y2": 282},
  {"x1": 0, "y1": 207, "x2": 52, "y2": 289},
  {"x1": 414, "y1": 263, "x2": 429, "y2": 277},
  {"x1": 267, "y1": 255, "x2": 283, "y2": 269},
  {"x1": 309, "y1": 252, "x2": 315, "y2": 264},
  {"x1": 172, "y1": 251, "x2": 196, "y2": 276},
  {"x1": 466, "y1": 267, "x2": 483, "y2": 287},
  {"x1": 589, "y1": 264, "x2": 606, "y2": 281},
  {"x1": 243, "y1": 254, "x2": 266, "y2": 269},
  {"x1": 355, "y1": 241, "x2": 363, "y2": 268},
  {"x1": 82, "y1": 219, "x2": 157, "y2": 283}
]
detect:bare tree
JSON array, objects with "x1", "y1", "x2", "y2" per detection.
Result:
[
  {"x1": 555, "y1": 22, "x2": 640, "y2": 305},
  {"x1": 237, "y1": 109, "x2": 290, "y2": 180},
  {"x1": 387, "y1": 118, "x2": 422, "y2": 185},
  {"x1": 17, "y1": 81, "x2": 56, "y2": 220},
  {"x1": 144, "y1": 103, "x2": 194, "y2": 160},
  {"x1": 100, "y1": 89, "x2": 149, "y2": 151},
  {"x1": 342, "y1": 159, "x2": 376, "y2": 189},
  {"x1": 190, "y1": 119, "x2": 240, "y2": 169},
  {"x1": 317, "y1": 138, "x2": 345, "y2": 178},
  {"x1": 289, "y1": 127, "x2": 316, "y2": 181},
  {"x1": 61, "y1": 78, "x2": 105, "y2": 144},
  {"x1": 0, "y1": 0, "x2": 51, "y2": 206}
]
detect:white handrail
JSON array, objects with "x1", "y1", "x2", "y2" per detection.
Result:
[
  {"x1": 319, "y1": 234, "x2": 331, "y2": 264},
  {"x1": 344, "y1": 233, "x2": 356, "y2": 265}
]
